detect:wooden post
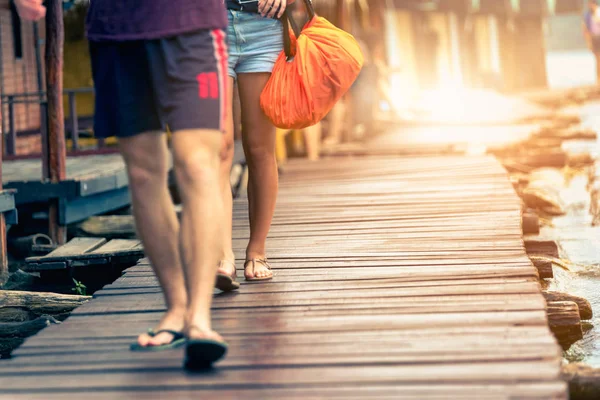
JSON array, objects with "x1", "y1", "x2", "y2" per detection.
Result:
[
  {"x1": 544, "y1": 292, "x2": 593, "y2": 321},
  {"x1": 498, "y1": 15, "x2": 548, "y2": 91},
  {"x1": 369, "y1": 0, "x2": 384, "y2": 31},
  {"x1": 336, "y1": 0, "x2": 352, "y2": 142},
  {"x1": 45, "y1": 0, "x2": 67, "y2": 245},
  {"x1": 336, "y1": 0, "x2": 349, "y2": 30},
  {"x1": 546, "y1": 301, "x2": 583, "y2": 351},
  {"x1": 7, "y1": 97, "x2": 16, "y2": 156},
  {"x1": 457, "y1": 13, "x2": 478, "y2": 87},
  {"x1": 531, "y1": 258, "x2": 553, "y2": 279},
  {"x1": 522, "y1": 210, "x2": 540, "y2": 234},
  {"x1": 0, "y1": 95, "x2": 7, "y2": 282},
  {"x1": 513, "y1": 16, "x2": 547, "y2": 89},
  {"x1": 68, "y1": 92, "x2": 78, "y2": 151}
]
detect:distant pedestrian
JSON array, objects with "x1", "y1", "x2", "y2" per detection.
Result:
[{"x1": 584, "y1": 0, "x2": 600, "y2": 83}]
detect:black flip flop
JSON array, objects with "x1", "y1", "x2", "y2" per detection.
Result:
[
  {"x1": 130, "y1": 329, "x2": 186, "y2": 352},
  {"x1": 184, "y1": 339, "x2": 228, "y2": 370}
]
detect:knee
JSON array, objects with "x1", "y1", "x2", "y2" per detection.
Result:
[
  {"x1": 124, "y1": 153, "x2": 167, "y2": 190},
  {"x1": 244, "y1": 141, "x2": 275, "y2": 164},
  {"x1": 174, "y1": 147, "x2": 220, "y2": 188}
]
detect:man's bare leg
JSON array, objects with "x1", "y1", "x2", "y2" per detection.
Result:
[
  {"x1": 119, "y1": 132, "x2": 187, "y2": 347},
  {"x1": 171, "y1": 129, "x2": 224, "y2": 340}
]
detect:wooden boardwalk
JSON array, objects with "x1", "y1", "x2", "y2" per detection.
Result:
[{"x1": 0, "y1": 155, "x2": 566, "y2": 399}]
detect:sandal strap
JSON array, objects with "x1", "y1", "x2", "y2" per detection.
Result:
[
  {"x1": 244, "y1": 258, "x2": 272, "y2": 271},
  {"x1": 148, "y1": 329, "x2": 184, "y2": 340}
]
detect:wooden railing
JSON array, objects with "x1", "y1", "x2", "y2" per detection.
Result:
[{"x1": 1, "y1": 87, "x2": 96, "y2": 156}]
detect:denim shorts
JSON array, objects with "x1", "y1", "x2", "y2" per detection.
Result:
[{"x1": 226, "y1": 10, "x2": 284, "y2": 79}]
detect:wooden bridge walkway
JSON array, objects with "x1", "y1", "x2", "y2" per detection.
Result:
[{"x1": 0, "y1": 154, "x2": 566, "y2": 399}]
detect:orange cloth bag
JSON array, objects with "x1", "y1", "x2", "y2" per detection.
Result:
[{"x1": 260, "y1": 0, "x2": 364, "y2": 129}]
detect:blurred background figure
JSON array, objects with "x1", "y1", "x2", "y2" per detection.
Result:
[{"x1": 583, "y1": 0, "x2": 600, "y2": 83}]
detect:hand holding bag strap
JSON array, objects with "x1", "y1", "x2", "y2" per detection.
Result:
[{"x1": 281, "y1": 0, "x2": 316, "y2": 59}]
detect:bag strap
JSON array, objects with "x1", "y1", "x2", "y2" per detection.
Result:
[{"x1": 281, "y1": 0, "x2": 316, "y2": 59}]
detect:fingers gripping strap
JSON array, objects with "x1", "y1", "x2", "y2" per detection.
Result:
[{"x1": 281, "y1": 0, "x2": 316, "y2": 59}]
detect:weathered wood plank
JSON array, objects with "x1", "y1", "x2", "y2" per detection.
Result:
[
  {"x1": 27, "y1": 238, "x2": 107, "y2": 262},
  {"x1": 88, "y1": 240, "x2": 142, "y2": 254},
  {"x1": 0, "y1": 362, "x2": 563, "y2": 392},
  {"x1": 0, "y1": 383, "x2": 568, "y2": 400}
]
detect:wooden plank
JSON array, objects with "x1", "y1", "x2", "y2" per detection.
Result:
[
  {"x1": 69, "y1": 240, "x2": 144, "y2": 267},
  {"x1": 0, "y1": 383, "x2": 568, "y2": 400},
  {"x1": 1, "y1": 154, "x2": 125, "y2": 185},
  {"x1": 0, "y1": 347, "x2": 561, "y2": 373},
  {"x1": 88, "y1": 239, "x2": 142, "y2": 254},
  {"x1": 26, "y1": 238, "x2": 107, "y2": 263},
  {"x1": 0, "y1": 362, "x2": 562, "y2": 391},
  {"x1": 9, "y1": 325, "x2": 559, "y2": 358}
]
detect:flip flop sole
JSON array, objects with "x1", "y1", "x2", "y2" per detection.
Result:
[
  {"x1": 184, "y1": 339, "x2": 228, "y2": 370},
  {"x1": 216, "y1": 274, "x2": 240, "y2": 292},
  {"x1": 130, "y1": 337, "x2": 186, "y2": 352}
]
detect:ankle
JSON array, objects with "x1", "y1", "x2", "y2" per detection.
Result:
[
  {"x1": 221, "y1": 250, "x2": 235, "y2": 263},
  {"x1": 165, "y1": 304, "x2": 187, "y2": 319},
  {"x1": 185, "y1": 312, "x2": 211, "y2": 333},
  {"x1": 246, "y1": 249, "x2": 266, "y2": 261}
]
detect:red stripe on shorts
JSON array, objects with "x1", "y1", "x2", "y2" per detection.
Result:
[{"x1": 210, "y1": 29, "x2": 228, "y2": 132}]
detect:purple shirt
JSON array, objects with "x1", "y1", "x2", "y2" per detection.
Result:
[{"x1": 86, "y1": 0, "x2": 228, "y2": 42}]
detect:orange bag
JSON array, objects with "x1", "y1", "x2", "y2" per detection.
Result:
[{"x1": 260, "y1": 0, "x2": 364, "y2": 129}]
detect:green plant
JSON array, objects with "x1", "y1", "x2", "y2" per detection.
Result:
[{"x1": 72, "y1": 279, "x2": 87, "y2": 296}]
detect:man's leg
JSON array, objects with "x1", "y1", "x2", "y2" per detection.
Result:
[
  {"x1": 171, "y1": 129, "x2": 225, "y2": 339},
  {"x1": 119, "y1": 132, "x2": 187, "y2": 347}
]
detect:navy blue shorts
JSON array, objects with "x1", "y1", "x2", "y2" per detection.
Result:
[{"x1": 90, "y1": 29, "x2": 228, "y2": 138}]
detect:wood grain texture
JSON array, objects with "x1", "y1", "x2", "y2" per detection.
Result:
[
  {"x1": 1, "y1": 154, "x2": 125, "y2": 184},
  {"x1": 0, "y1": 155, "x2": 565, "y2": 399}
]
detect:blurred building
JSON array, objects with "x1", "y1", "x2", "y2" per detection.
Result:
[
  {"x1": 313, "y1": 0, "x2": 583, "y2": 95},
  {"x1": 378, "y1": 0, "x2": 584, "y2": 93},
  {"x1": 0, "y1": 0, "x2": 45, "y2": 140}
]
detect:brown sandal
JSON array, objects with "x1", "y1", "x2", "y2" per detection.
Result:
[
  {"x1": 244, "y1": 258, "x2": 273, "y2": 282},
  {"x1": 216, "y1": 260, "x2": 240, "y2": 292}
]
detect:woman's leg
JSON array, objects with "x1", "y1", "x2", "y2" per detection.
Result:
[
  {"x1": 217, "y1": 77, "x2": 237, "y2": 277},
  {"x1": 237, "y1": 72, "x2": 277, "y2": 279}
]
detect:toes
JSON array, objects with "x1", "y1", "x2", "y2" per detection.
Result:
[
  {"x1": 258, "y1": 267, "x2": 272, "y2": 278},
  {"x1": 138, "y1": 332, "x2": 175, "y2": 347},
  {"x1": 148, "y1": 332, "x2": 174, "y2": 346},
  {"x1": 254, "y1": 268, "x2": 271, "y2": 279},
  {"x1": 137, "y1": 333, "x2": 152, "y2": 346}
]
